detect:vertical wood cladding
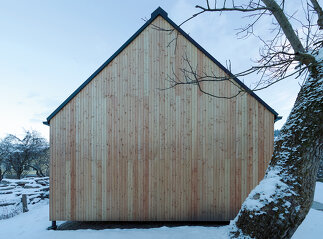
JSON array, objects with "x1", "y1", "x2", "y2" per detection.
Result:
[{"x1": 49, "y1": 16, "x2": 274, "y2": 221}]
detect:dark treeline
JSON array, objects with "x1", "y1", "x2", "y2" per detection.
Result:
[{"x1": 0, "y1": 130, "x2": 49, "y2": 181}]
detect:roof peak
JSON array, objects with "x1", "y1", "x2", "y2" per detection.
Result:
[
  {"x1": 151, "y1": 7, "x2": 168, "y2": 18},
  {"x1": 44, "y1": 6, "x2": 280, "y2": 125}
]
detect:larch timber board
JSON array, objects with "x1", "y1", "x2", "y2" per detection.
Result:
[{"x1": 47, "y1": 8, "x2": 277, "y2": 222}]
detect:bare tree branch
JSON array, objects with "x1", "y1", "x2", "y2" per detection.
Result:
[{"x1": 310, "y1": 0, "x2": 323, "y2": 28}]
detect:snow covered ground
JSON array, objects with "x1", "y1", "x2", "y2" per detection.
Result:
[
  {"x1": 0, "y1": 182, "x2": 322, "y2": 239},
  {"x1": 314, "y1": 182, "x2": 323, "y2": 204},
  {"x1": 0, "y1": 177, "x2": 49, "y2": 219}
]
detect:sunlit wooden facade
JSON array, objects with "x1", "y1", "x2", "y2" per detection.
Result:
[{"x1": 45, "y1": 7, "x2": 279, "y2": 222}]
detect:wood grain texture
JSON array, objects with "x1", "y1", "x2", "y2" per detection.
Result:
[{"x1": 49, "y1": 16, "x2": 275, "y2": 221}]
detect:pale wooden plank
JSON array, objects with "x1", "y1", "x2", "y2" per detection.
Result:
[{"x1": 49, "y1": 16, "x2": 276, "y2": 222}]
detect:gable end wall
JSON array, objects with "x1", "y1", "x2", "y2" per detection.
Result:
[{"x1": 49, "y1": 16, "x2": 274, "y2": 221}]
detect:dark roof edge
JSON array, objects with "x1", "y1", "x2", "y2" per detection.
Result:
[
  {"x1": 159, "y1": 10, "x2": 280, "y2": 120},
  {"x1": 44, "y1": 8, "x2": 163, "y2": 125},
  {"x1": 274, "y1": 116, "x2": 283, "y2": 122},
  {"x1": 44, "y1": 6, "x2": 279, "y2": 126}
]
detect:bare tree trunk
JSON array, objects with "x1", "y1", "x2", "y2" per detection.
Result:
[
  {"x1": 16, "y1": 168, "x2": 23, "y2": 179},
  {"x1": 230, "y1": 2, "x2": 323, "y2": 237},
  {"x1": 261, "y1": 0, "x2": 318, "y2": 67},
  {"x1": 310, "y1": 0, "x2": 323, "y2": 29},
  {"x1": 262, "y1": 0, "x2": 304, "y2": 53},
  {"x1": 231, "y1": 67, "x2": 323, "y2": 238},
  {"x1": 0, "y1": 169, "x2": 8, "y2": 182},
  {"x1": 29, "y1": 165, "x2": 45, "y2": 177}
]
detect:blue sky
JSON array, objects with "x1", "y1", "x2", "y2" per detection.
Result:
[{"x1": 0, "y1": 0, "x2": 301, "y2": 139}]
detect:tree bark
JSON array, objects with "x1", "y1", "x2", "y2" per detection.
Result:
[
  {"x1": 231, "y1": 63, "x2": 323, "y2": 238},
  {"x1": 310, "y1": 0, "x2": 323, "y2": 29}
]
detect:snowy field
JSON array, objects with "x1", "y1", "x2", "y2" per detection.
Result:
[
  {"x1": 0, "y1": 182, "x2": 322, "y2": 239},
  {"x1": 0, "y1": 177, "x2": 49, "y2": 220}
]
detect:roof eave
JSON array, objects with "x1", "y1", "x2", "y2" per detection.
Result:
[{"x1": 274, "y1": 116, "x2": 283, "y2": 122}]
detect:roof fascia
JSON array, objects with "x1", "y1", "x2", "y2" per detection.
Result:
[
  {"x1": 158, "y1": 10, "x2": 280, "y2": 119},
  {"x1": 44, "y1": 8, "x2": 165, "y2": 126},
  {"x1": 44, "y1": 7, "x2": 280, "y2": 125}
]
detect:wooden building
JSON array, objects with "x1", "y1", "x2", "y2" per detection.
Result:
[{"x1": 44, "y1": 7, "x2": 280, "y2": 223}]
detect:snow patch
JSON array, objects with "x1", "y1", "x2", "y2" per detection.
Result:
[
  {"x1": 240, "y1": 167, "x2": 292, "y2": 215},
  {"x1": 284, "y1": 201, "x2": 291, "y2": 208},
  {"x1": 293, "y1": 208, "x2": 323, "y2": 239},
  {"x1": 314, "y1": 182, "x2": 323, "y2": 204}
]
